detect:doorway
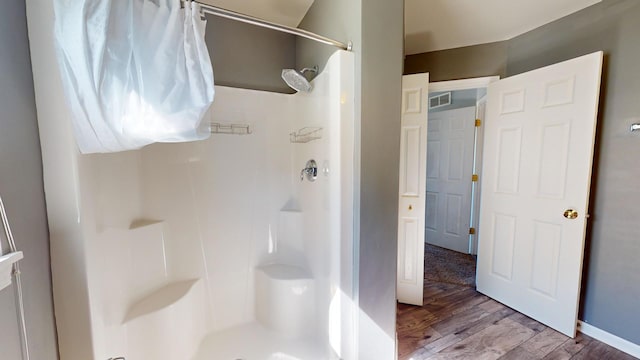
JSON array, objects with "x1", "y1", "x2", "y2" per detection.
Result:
[
  {"x1": 396, "y1": 75, "x2": 497, "y2": 306},
  {"x1": 424, "y1": 86, "x2": 487, "y2": 287}
]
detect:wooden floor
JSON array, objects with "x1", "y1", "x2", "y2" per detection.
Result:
[{"x1": 397, "y1": 280, "x2": 637, "y2": 360}]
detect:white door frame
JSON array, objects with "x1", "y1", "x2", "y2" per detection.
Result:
[
  {"x1": 427, "y1": 76, "x2": 499, "y2": 254},
  {"x1": 471, "y1": 95, "x2": 487, "y2": 255},
  {"x1": 429, "y1": 76, "x2": 500, "y2": 92}
]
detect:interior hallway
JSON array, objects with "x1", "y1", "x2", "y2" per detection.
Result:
[{"x1": 397, "y1": 246, "x2": 637, "y2": 360}]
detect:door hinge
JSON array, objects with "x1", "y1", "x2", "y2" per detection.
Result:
[
  {"x1": 475, "y1": 119, "x2": 482, "y2": 127},
  {"x1": 472, "y1": 174, "x2": 479, "y2": 182},
  {"x1": 469, "y1": 227, "x2": 476, "y2": 235}
]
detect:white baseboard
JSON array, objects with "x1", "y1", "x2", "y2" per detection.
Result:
[{"x1": 577, "y1": 321, "x2": 640, "y2": 358}]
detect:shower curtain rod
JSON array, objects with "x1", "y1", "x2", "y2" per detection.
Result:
[{"x1": 191, "y1": 1, "x2": 352, "y2": 51}]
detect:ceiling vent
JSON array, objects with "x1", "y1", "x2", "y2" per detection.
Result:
[{"x1": 429, "y1": 92, "x2": 451, "y2": 109}]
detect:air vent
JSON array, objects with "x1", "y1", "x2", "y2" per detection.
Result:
[{"x1": 428, "y1": 92, "x2": 452, "y2": 109}]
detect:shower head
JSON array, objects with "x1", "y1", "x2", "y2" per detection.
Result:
[{"x1": 281, "y1": 66, "x2": 318, "y2": 93}]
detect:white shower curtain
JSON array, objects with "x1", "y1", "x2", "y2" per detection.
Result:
[{"x1": 54, "y1": 0, "x2": 215, "y2": 154}]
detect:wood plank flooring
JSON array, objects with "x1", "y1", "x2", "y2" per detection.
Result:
[{"x1": 397, "y1": 280, "x2": 637, "y2": 360}]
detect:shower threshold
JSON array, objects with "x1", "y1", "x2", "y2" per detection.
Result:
[{"x1": 192, "y1": 322, "x2": 329, "y2": 360}]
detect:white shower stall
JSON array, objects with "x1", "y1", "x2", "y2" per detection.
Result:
[
  {"x1": 98, "y1": 51, "x2": 354, "y2": 360},
  {"x1": 34, "y1": 30, "x2": 356, "y2": 358}
]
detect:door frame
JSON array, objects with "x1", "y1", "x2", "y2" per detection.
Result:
[
  {"x1": 427, "y1": 76, "x2": 499, "y2": 255},
  {"x1": 428, "y1": 76, "x2": 500, "y2": 92}
]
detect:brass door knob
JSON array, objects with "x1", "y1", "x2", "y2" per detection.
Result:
[
  {"x1": 564, "y1": 209, "x2": 579, "y2": 219},
  {"x1": 408, "y1": 205, "x2": 413, "y2": 211}
]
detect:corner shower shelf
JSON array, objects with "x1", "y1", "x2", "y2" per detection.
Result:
[
  {"x1": 129, "y1": 218, "x2": 163, "y2": 230},
  {"x1": 210, "y1": 122, "x2": 252, "y2": 135},
  {"x1": 123, "y1": 279, "x2": 199, "y2": 323},
  {"x1": 122, "y1": 278, "x2": 208, "y2": 359},
  {"x1": 0, "y1": 251, "x2": 23, "y2": 292},
  {"x1": 290, "y1": 127, "x2": 322, "y2": 143}
]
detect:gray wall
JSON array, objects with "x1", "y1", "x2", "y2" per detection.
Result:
[
  {"x1": 0, "y1": 1, "x2": 59, "y2": 359},
  {"x1": 205, "y1": 15, "x2": 296, "y2": 94},
  {"x1": 295, "y1": 0, "x2": 360, "y2": 73},
  {"x1": 299, "y1": 0, "x2": 404, "y2": 357},
  {"x1": 405, "y1": 41, "x2": 508, "y2": 81},
  {"x1": 405, "y1": 0, "x2": 640, "y2": 345},
  {"x1": 358, "y1": 0, "x2": 404, "y2": 355}
]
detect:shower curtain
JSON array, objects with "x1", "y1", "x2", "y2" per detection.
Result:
[{"x1": 53, "y1": 0, "x2": 215, "y2": 154}]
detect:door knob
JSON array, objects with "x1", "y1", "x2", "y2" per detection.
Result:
[
  {"x1": 408, "y1": 205, "x2": 413, "y2": 211},
  {"x1": 563, "y1": 209, "x2": 578, "y2": 219}
]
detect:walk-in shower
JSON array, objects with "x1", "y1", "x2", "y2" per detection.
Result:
[{"x1": 38, "y1": 51, "x2": 356, "y2": 360}]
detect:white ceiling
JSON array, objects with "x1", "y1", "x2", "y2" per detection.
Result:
[{"x1": 405, "y1": 0, "x2": 601, "y2": 55}]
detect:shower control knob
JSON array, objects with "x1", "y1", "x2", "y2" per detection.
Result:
[{"x1": 300, "y1": 159, "x2": 318, "y2": 182}]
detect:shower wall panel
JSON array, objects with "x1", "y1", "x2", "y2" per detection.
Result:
[
  {"x1": 139, "y1": 87, "x2": 296, "y2": 332},
  {"x1": 137, "y1": 51, "x2": 356, "y2": 358},
  {"x1": 292, "y1": 52, "x2": 356, "y2": 357}
]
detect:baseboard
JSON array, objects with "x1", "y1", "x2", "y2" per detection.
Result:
[{"x1": 577, "y1": 321, "x2": 640, "y2": 358}]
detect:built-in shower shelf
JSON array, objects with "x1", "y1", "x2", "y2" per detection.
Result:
[
  {"x1": 290, "y1": 127, "x2": 322, "y2": 143},
  {"x1": 279, "y1": 208, "x2": 302, "y2": 213},
  {"x1": 210, "y1": 122, "x2": 252, "y2": 135},
  {"x1": 129, "y1": 218, "x2": 163, "y2": 229},
  {"x1": 123, "y1": 279, "x2": 199, "y2": 323},
  {"x1": 122, "y1": 278, "x2": 208, "y2": 358}
]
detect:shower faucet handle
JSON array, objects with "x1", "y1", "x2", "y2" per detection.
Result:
[{"x1": 300, "y1": 159, "x2": 318, "y2": 182}]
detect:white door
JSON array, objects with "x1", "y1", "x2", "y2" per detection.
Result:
[
  {"x1": 397, "y1": 73, "x2": 429, "y2": 306},
  {"x1": 477, "y1": 52, "x2": 603, "y2": 337},
  {"x1": 425, "y1": 106, "x2": 476, "y2": 254}
]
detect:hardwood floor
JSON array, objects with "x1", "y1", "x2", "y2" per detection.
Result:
[{"x1": 397, "y1": 280, "x2": 637, "y2": 360}]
